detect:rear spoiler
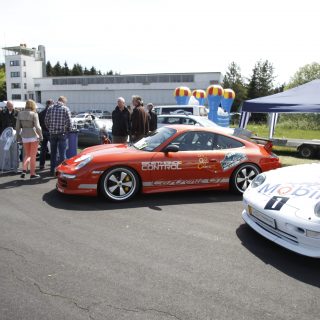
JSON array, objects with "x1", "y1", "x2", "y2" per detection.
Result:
[{"x1": 250, "y1": 136, "x2": 273, "y2": 153}]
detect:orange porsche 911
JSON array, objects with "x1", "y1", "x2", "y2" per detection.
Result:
[{"x1": 56, "y1": 126, "x2": 281, "y2": 201}]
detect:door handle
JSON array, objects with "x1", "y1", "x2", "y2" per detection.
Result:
[{"x1": 209, "y1": 159, "x2": 218, "y2": 163}]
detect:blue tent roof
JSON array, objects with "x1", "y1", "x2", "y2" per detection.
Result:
[{"x1": 241, "y1": 79, "x2": 320, "y2": 113}]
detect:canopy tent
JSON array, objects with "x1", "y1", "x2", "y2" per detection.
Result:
[{"x1": 239, "y1": 79, "x2": 320, "y2": 137}]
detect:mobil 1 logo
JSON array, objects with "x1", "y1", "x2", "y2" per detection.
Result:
[{"x1": 264, "y1": 196, "x2": 289, "y2": 211}]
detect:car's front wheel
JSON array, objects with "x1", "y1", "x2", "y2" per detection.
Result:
[
  {"x1": 100, "y1": 167, "x2": 140, "y2": 201},
  {"x1": 230, "y1": 163, "x2": 261, "y2": 194}
]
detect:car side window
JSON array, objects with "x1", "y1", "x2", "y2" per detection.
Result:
[
  {"x1": 167, "y1": 117, "x2": 181, "y2": 125},
  {"x1": 213, "y1": 134, "x2": 244, "y2": 150},
  {"x1": 171, "y1": 132, "x2": 216, "y2": 151},
  {"x1": 182, "y1": 118, "x2": 197, "y2": 125},
  {"x1": 157, "y1": 117, "x2": 166, "y2": 124}
]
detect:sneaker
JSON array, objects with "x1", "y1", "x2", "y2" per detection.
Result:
[
  {"x1": 30, "y1": 174, "x2": 41, "y2": 179},
  {"x1": 20, "y1": 171, "x2": 26, "y2": 178},
  {"x1": 39, "y1": 166, "x2": 45, "y2": 170}
]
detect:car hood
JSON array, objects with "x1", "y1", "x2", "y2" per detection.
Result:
[
  {"x1": 245, "y1": 163, "x2": 320, "y2": 221},
  {"x1": 78, "y1": 143, "x2": 139, "y2": 158}
]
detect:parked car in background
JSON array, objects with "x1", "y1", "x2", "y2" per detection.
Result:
[
  {"x1": 242, "y1": 163, "x2": 320, "y2": 257},
  {"x1": 157, "y1": 114, "x2": 234, "y2": 135},
  {"x1": 71, "y1": 113, "x2": 95, "y2": 126},
  {"x1": 77, "y1": 118, "x2": 112, "y2": 146},
  {"x1": 56, "y1": 125, "x2": 280, "y2": 202},
  {"x1": 154, "y1": 105, "x2": 208, "y2": 117}
]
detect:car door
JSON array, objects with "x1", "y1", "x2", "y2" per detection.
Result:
[{"x1": 149, "y1": 131, "x2": 225, "y2": 190}]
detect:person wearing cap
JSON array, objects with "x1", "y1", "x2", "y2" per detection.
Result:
[
  {"x1": 147, "y1": 103, "x2": 157, "y2": 132},
  {"x1": 38, "y1": 99, "x2": 54, "y2": 169}
]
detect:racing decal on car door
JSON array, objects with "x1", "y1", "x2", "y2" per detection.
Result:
[
  {"x1": 221, "y1": 152, "x2": 247, "y2": 171},
  {"x1": 264, "y1": 196, "x2": 289, "y2": 211}
]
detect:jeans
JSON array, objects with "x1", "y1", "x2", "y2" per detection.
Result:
[
  {"x1": 50, "y1": 133, "x2": 67, "y2": 174},
  {"x1": 39, "y1": 131, "x2": 50, "y2": 168}
]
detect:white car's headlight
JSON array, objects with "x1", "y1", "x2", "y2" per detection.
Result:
[
  {"x1": 314, "y1": 202, "x2": 320, "y2": 218},
  {"x1": 74, "y1": 154, "x2": 92, "y2": 170},
  {"x1": 251, "y1": 173, "x2": 266, "y2": 188}
]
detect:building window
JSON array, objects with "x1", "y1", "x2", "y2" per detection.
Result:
[
  {"x1": 24, "y1": 72, "x2": 27, "y2": 78},
  {"x1": 10, "y1": 72, "x2": 20, "y2": 77},
  {"x1": 23, "y1": 60, "x2": 26, "y2": 66},
  {"x1": 12, "y1": 94, "x2": 22, "y2": 100},
  {"x1": 10, "y1": 60, "x2": 20, "y2": 66},
  {"x1": 11, "y1": 83, "x2": 21, "y2": 89},
  {"x1": 29, "y1": 93, "x2": 34, "y2": 100},
  {"x1": 24, "y1": 94, "x2": 28, "y2": 100},
  {"x1": 24, "y1": 83, "x2": 27, "y2": 89}
]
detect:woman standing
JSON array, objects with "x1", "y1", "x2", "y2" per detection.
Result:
[{"x1": 16, "y1": 100, "x2": 43, "y2": 179}]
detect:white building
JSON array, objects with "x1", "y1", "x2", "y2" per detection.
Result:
[
  {"x1": 3, "y1": 44, "x2": 222, "y2": 113},
  {"x1": 3, "y1": 44, "x2": 46, "y2": 101}
]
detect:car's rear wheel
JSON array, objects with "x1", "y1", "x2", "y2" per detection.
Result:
[
  {"x1": 230, "y1": 163, "x2": 260, "y2": 194},
  {"x1": 100, "y1": 167, "x2": 139, "y2": 201}
]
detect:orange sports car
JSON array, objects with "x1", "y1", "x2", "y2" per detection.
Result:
[{"x1": 56, "y1": 126, "x2": 281, "y2": 201}]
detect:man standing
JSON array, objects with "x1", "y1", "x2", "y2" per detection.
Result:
[
  {"x1": 45, "y1": 96, "x2": 72, "y2": 175},
  {"x1": 111, "y1": 97, "x2": 131, "y2": 143},
  {"x1": 1, "y1": 101, "x2": 18, "y2": 134},
  {"x1": 130, "y1": 95, "x2": 149, "y2": 143},
  {"x1": 38, "y1": 99, "x2": 54, "y2": 169},
  {"x1": 146, "y1": 103, "x2": 157, "y2": 132}
]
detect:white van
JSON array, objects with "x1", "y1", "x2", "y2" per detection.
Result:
[{"x1": 154, "y1": 105, "x2": 208, "y2": 117}]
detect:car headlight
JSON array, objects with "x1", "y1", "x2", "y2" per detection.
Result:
[
  {"x1": 74, "y1": 154, "x2": 92, "y2": 170},
  {"x1": 250, "y1": 173, "x2": 266, "y2": 188},
  {"x1": 314, "y1": 202, "x2": 320, "y2": 218}
]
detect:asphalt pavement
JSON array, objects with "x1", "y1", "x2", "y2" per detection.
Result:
[{"x1": 0, "y1": 169, "x2": 319, "y2": 320}]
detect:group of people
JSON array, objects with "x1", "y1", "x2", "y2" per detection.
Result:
[
  {"x1": 1, "y1": 97, "x2": 72, "y2": 179},
  {"x1": 112, "y1": 95, "x2": 157, "y2": 143},
  {"x1": 0, "y1": 95, "x2": 157, "y2": 179}
]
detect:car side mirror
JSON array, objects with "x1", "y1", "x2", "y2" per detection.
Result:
[{"x1": 163, "y1": 144, "x2": 179, "y2": 153}]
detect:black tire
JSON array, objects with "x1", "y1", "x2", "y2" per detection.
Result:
[
  {"x1": 298, "y1": 145, "x2": 315, "y2": 159},
  {"x1": 230, "y1": 163, "x2": 261, "y2": 194},
  {"x1": 99, "y1": 167, "x2": 140, "y2": 201}
]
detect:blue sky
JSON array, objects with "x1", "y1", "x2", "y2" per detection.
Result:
[{"x1": 1, "y1": 0, "x2": 319, "y2": 84}]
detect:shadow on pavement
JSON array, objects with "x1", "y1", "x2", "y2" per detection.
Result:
[
  {"x1": 42, "y1": 188, "x2": 242, "y2": 211},
  {"x1": 236, "y1": 223, "x2": 320, "y2": 288},
  {"x1": 0, "y1": 170, "x2": 56, "y2": 190}
]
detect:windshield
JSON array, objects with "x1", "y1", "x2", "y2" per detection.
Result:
[{"x1": 134, "y1": 127, "x2": 177, "y2": 151}]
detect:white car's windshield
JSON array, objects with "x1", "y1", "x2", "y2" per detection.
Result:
[{"x1": 134, "y1": 127, "x2": 176, "y2": 151}]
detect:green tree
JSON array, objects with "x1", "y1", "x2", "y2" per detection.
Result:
[
  {"x1": 286, "y1": 62, "x2": 320, "y2": 89},
  {"x1": 71, "y1": 63, "x2": 83, "y2": 76},
  {"x1": 46, "y1": 61, "x2": 53, "y2": 76},
  {"x1": 0, "y1": 63, "x2": 7, "y2": 101},
  {"x1": 247, "y1": 60, "x2": 275, "y2": 122},
  {"x1": 52, "y1": 61, "x2": 62, "y2": 76},
  {"x1": 62, "y1": 61, "x2": 70, "y2": 76},
  {"x1": 89, "y1": 66, "x2": 97, "y2": 75},
  {"x1": 222, "y1": 62, "x2": 247, "y2": 111},
  {"x1": 83, "y1": 67, "x2": 90, "y2": 75}
]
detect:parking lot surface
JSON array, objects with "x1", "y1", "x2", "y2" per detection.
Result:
[{"x1": 1, "y1": 170, "x2": 319, "y2": 320}]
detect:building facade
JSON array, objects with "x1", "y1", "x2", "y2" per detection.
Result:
[
  {"x1": 3, "y1": 44, "x2": 45, "y2": 102},
  {"x1": 3, "y1": 44, "x2": 222, "y2": 113}
]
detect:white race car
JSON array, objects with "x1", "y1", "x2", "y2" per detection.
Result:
[{"x1": 242, "y1": 163, "x2": 320, "y2": 257}]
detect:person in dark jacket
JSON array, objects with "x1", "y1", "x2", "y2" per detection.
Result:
[
  {"x1": 38, "y1": 99, "x2": 54, "y2": 169},
  {"x1": 1, "y1": 101, "x2": 18, "y2": 134},
  {"x1": 130, "y1": 95, "x2": 149, "y2": 143},
  {"x1": 147, "y1": 103, "x2": 157, "y2": 132},
  {"x1": 111, "y1": 97, "x2": 131, "y2": 143}
]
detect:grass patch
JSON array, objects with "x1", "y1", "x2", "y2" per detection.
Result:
[{"x1": 246, "y1": 124, "x2": 320, "y2": 140}]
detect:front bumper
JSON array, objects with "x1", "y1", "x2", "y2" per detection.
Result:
[
  {"x1": 56, "y1": 170, "x2": 98, "y2": 196},
  {"x1": 242, "y1": 209, "x2": 320, "y2": 258}
]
